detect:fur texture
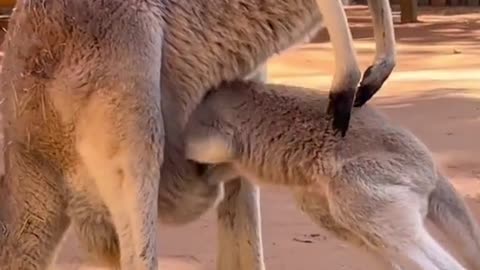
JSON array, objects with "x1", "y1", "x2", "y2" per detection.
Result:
[
  {"x1": 0, "y1": 0, "x2": 396, "y2": 269},
  {"x1": 185, "y1": 81, "x2": 480, "y2": 270}
]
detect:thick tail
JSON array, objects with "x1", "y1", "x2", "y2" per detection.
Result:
[{"x1": 427, "y1": 172, "x2": 480, "y2": 269}]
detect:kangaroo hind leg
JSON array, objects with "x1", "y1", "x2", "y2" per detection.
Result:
[
  {"x1": 75, "y1": 79, "x2": 163, "y2": 270},
  {"x1": 67, "y1": 170, "x2": 120, "y2": 268},
  {"x1": 0, "y1": 144, "x2": 70, "y2": 270},
  {"x1": 293, "y1": 186, "x2": 402, "y2": 269},
  {"x1": 328, "y1": 162, "x2": 466, "y2": 270}
]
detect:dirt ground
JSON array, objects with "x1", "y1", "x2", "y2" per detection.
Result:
[{"x1": 1, "y1": 6, "x2": 480, "y2": 270}]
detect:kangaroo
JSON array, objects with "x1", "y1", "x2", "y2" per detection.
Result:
[
  {"x1": 184, "y1": 80, "x2": 480, "y2": 270},
  {"x1": 0, "y1": 0, "x2": 396, "y2": 269},
  {"x1": 157, "y1": 0, "x2": 395, "y2": 268}
]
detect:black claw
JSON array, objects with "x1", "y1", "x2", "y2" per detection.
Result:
[{"x1": 327, "y1": 90, "x2": 355, "y2": 137}]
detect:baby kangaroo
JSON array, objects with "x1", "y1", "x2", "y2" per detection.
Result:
[{"x1": 185, "y1": 81, "x2": 480, "y2": 270}]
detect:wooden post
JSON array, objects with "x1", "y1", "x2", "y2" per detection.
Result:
[{"x1": 400, "y1": 0, "x2": 419, "y2": 23}]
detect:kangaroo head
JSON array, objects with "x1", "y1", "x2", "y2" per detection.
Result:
[{"x1": 184, "y1": 104, "x2": 237, "y2": 165}]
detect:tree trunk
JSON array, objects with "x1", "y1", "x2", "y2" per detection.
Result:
[{"x1": 400, "y1": 0, "x2": 418, "y2": 23}]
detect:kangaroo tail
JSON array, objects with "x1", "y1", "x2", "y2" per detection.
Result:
[{"x1": 427, "y1": 172, "x2": 480, "y2": 269}]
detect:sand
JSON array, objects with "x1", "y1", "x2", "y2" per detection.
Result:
[{"x1": 1, "y1": 6, "x2": 480, "y2": 270}]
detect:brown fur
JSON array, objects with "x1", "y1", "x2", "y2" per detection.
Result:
[
  {"x1": 185, "y1": 81, "x2": 480, "y2": 270},
  {"x1": 0, "y1": 1, "x2": 165, "y2": 269},
  {"x1": 0, "y1": 0, "x2": 396, "y2": 269}
]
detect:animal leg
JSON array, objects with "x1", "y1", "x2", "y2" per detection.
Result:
[
  {"x1": 217, "y1": 178, "x2": 265, "y2": 270},
  {"x1": 292, "y1": 186, "x2": 402, "y2": 269},
  {"x1": 427, "y1": 174, "x2": 480, "y2": 270},
  {"x1": 76, "y1": 86, "x2": 163, "y2": 270},
  {"x1": 315, "y1": 0, "x2": 361, "y2": 136},
  {"x1": 215, "y1": 66, "x2": 266, "y2": 270},
  {"x1": 0, "y1": 145, "x2": 70, "y2": 270},
  {"x1": 67, "y1": 170, "x2": 120, "y2": 268},
  {"x1": 413, "y1": 227, "x2": 468, "y2": 270},
  {"x1": 355, "y1": 0, "x2": 397, "y2": 107},
  {"x1": 328, "y1": 168, "x2": 465, "y2": 270},
  {"x1": 72, "y1": 213, "x2": 120, "y2": 268}
]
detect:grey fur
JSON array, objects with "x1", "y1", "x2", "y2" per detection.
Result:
[
  {"x1": 1, "y1": 1, "x2": 165, "y2": 269},
  {"x1": 185, "y1": 81, "x2": 480, "y2": 270},
  {"x1": 0, "y1": 0, "x2": 396, "y2": 269}
]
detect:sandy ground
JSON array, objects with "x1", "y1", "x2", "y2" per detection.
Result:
[{"x1": 1, "y1": 6, "x2": 480, "y2": 270}]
